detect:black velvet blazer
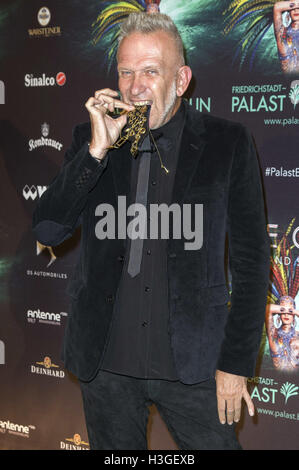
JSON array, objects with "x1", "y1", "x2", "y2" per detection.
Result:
[{"x1": 32, "y1": 100, "x2": 271, "y2": 384}]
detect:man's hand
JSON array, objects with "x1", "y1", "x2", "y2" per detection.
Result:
[
  {"x1": 215, "y1": 370, "x2": 254, "y2": 425},
  {"x1": 85, "y1": 88, "x2": 134, "y2": 160}
]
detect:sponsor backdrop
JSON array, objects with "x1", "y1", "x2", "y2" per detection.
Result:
[{"x1": 0, "y1": 0, "x2": 299, "y2": 450}]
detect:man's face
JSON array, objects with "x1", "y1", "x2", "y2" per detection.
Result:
[{"x1": 117, "y1": 31, "x2": 182, "y2": 129}]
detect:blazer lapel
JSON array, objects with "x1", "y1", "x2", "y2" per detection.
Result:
[
  {"x1": 110, "y1": 145, "x2": 132, "y2": 200},
  {"x1": 110, "y1": 102, "x2": 207, "y2": 205},
  {"x1": 170, "y1": 103, "x2": 207, "y2": 205}
]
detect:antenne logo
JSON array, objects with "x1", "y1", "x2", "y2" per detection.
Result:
[
  {"x1": 0, "y1": 81, "x2": 4, "y2": 104},
  {"x1": 0, "y1": 419, "x2": 35, "y2": 438},
  {"x1": 27, "y1": 307, "x2": 67, "y2": 325},
  {"x1": 0, "y1": 340, "x2": 5, "y2": 365}
]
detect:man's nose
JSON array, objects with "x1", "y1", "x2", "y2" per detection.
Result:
[{"x1": 129, "y1": 73, "x2": 146, "y2": 96}]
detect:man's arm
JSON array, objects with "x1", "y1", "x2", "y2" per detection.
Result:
[
  {"x1": 32, "y1": 124, "x2": 109, "y2": 247},
  {"x1": 215, "y1": 124, "x2": 271, "y2": 424},
  {"x1": 32, "y1": 87, "x2": 134, "y2": 247}
]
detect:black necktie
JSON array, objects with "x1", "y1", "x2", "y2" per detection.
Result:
[{"x1": 127, "y1": 134, "x2": 152, "y2": 278}]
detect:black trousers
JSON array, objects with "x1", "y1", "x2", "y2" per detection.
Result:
[{"x1": 79, "y1": 369, "x2": 242, "y2": 450}]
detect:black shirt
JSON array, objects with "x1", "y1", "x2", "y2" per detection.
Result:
[{"x1": 101, "y1": 101, "x2": 186, "y2": 379}]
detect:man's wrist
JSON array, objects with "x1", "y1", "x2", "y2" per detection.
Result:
[{"x1": 87, "y1": 142, "x2": 107, "y2": 161}]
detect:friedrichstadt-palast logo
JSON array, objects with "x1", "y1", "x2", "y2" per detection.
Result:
[
  {"x1": 25, "y1": 72, "x2": 66, "y2": 87},
  {"x1": 30, "y1": 356, "x2": 65, "y2": 378},
  {"x1": 28, "y1": 123, "x2": 63, "y2": 152},
  {"x1": 0, "y1": 419, "x2": 36, "y2": 439},
  {"x1": 28, "y1": 7, "x2": 61, "y2": 38},
  {"x1": 27, "y1": 308, "x2": 67, "y2": 326},
  {"x1": 231, "y1": 81, "x2": 299, "y2": 127},
  {"x1": 289, "y1": 81, "x2": 299, "y2": 109},
  {"x1": 249, "y1": 375, "x2": 299, "y2": 421},
  {"x1": 61, "y1": 433, "x2": 89, "y2": 450}
]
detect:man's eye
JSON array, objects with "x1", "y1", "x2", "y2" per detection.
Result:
[
  {"x1": 120, "y1": 71, "x2": 132, "y2": 77},
  {"x1": 146, "y1": 69, "x2": 158, "y2": 75}
]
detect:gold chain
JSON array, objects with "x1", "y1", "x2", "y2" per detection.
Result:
[
  {"x1": 109, "y1": 105, "x2": 169, "y2": 174},
  {"x1": 109, "y1": 105, "x2": 148, "y2": 158}
]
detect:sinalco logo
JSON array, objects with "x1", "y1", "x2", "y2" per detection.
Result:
[
  {"x1": 61, "y1": 433, "x2": 89, "y2": 450},
  {"x1": 31, "y1": 356, "x2": 65, "y2": 378},
  {"x1": 0, "y1": 80, "x2": 4, "y2": 104},
  {"x1": 25, "y1": 73, "x2": 66, "y2": 87}
]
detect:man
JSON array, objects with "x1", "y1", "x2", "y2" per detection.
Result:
[{"x1": 32, "y1": 13, "x2": 270, "y2": 450}]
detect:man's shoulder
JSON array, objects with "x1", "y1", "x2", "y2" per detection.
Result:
[
  {"x1": 203, "y1": 113, "x2": 244, "y2": 132},
  {"x1": 187, "y1": 105, "x2": 245, "y2": 138}
]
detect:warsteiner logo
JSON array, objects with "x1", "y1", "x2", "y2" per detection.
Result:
[
  {"x1": 28, "y1": 7, "x2": 61, "y2": 38},
  {"x1": 31, "y1": 356, "x2": 65, "y2": 378},
  {"x1": 37, "y1": 7, "x2": 51, "y2": 26},
  {"x1": 61, "y1": 433, "x2": 89, "y2": 450}
]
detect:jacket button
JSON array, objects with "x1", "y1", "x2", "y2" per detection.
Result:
[
  {"x1": 106, "y1": 295, "x2": 114, "y2": 303},
  {"x1": 117, "y1": 255, "x2": 125, "y2": 262},
  {"x1": 169, "y1": 253, "x2": 176, "y2": 258}
]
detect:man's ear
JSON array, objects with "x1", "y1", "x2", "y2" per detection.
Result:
[{"x1": 176, "y1": 66, "x2": 192, "y2": 97}]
